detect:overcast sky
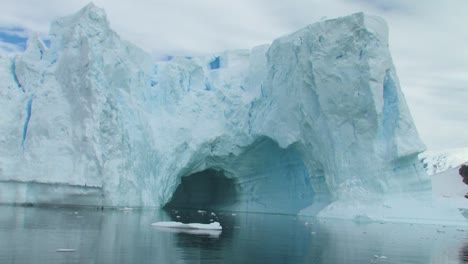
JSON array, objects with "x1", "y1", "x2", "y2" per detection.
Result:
[{"x1": 1, "y1": 0, "x2": 467, "y2": 151}]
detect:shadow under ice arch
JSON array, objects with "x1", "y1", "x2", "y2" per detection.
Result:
[{"x1": 165, "y1": 137, "x2": 331, "y2": 214}]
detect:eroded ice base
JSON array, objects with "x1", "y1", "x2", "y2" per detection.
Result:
[{"x1": 305, "y1": 166, "x2": 468, "y2": 226}]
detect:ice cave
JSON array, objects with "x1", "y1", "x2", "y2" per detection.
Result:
[
  {"x1": 165, "y1": 169, "x2": 237, "y2": 210},
  {"x1": 165, "y1": 137, "x2": 326, "y2": 214}
]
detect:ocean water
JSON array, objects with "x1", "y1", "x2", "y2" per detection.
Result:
[{"x1": 0, "y1": 206, "x2": 467, "y2": 264}]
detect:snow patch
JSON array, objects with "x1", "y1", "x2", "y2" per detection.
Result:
[{"x1": 420, "y1": 148, "x2": 468, "y2": 175}]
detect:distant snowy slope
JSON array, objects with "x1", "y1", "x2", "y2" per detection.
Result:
[
  {"x1": 431, "y1": 164, "x2": 468, "y2": 211},
  {"x1": 419, "y1": 148, "x2": 468, "y2": 175}
]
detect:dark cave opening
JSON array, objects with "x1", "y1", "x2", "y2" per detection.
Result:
[{"x1": 164, "y1": 169, "x2": 237, "y2": 210}]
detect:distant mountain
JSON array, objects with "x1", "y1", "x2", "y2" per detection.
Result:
[{"x1": 419, "y1": 148, "x2": 468, "y2": 175}]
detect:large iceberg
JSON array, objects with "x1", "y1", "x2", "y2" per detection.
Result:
[{"x1": 0, "y1": 4, "x2": 463, "y2": 223}]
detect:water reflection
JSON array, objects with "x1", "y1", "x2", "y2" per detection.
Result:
[
  {"x1": 0, "y1": 206, "x2": 467, "y2": 264},
  {"x1": 459, "y1": 242, "x2": 468, "y2": 263}
]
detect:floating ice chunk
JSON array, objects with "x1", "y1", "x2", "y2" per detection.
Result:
[
  {"x1": 151, "y1": 221, "x2": 222, "y2": 230},
  {"x1": 372, "y1": 255, "x2": 387, "y2": 263},
  {"x1": 152, "y1": 226, "x2": 221, "y2": 237},
  {"x1": 56, "y1": 249, "x2": 77, "y2": 252},
  {"x1": 180, "y1": 229, "x2": 220, "y2": 237},
  {"x1": 353, "y1": 214, "x2": 375, "y2": 224},
  {"x1": 189, "y1": 222, "x2": 221, "y2": 230}
]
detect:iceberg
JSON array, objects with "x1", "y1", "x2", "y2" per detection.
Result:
[{"x1": 0, "y1": 4, "x2": 463, "y2": 223}]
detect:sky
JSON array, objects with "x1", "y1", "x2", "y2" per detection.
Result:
[{"x1": 0, "y1": 0, "x2": 467, "y2": 151}]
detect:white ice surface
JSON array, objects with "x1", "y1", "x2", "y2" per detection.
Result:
[
  {"x1": 420, "y1": 148, "x2": 468, "y2": 175},
  {"x1": 151, "y1": 221, "x2": 222, "y2": 230},
  {"x1": 56, "y1": 249, "x2": 77, "y2": 252}
]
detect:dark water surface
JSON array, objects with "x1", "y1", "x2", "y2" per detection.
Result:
[{"x1": 0, "y1": 206, "x2": 467, "y2": 264}]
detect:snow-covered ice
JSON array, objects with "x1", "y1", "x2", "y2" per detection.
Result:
[
  {"x1": 56, "y1": 249, "x2": 77, "y2": 252},
  {"x1": 420, "y1": 147, "x2": 468, "y2": 175},
  {"x1": 0, "y1": 4, "x2": 465, "y2": 224}
]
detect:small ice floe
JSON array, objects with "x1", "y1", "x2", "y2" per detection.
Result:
[
  {"x1": 197, "y1": 210, "x2": 206, "y2": 214},
  {"x1": 311, "y1": 232, "x2": 316, "y2": 235},
  {"x1": 56, "y1": 249, "x2": 77, "y2": 252},
  {"x1": 151, "y1": 221, "x2": 222, "y2": 230},
  {"x1": 371, "y1": 255, "x2": 387, "y2": 263},
  {"x1": 231, "y1": 213, "x2": 236, "y2": 216},
  {"x1": 166, "y1": 228, "x2": 222, "y2": 237},
  {"x1": 210, "y1": 212, "x2": 216, "y2": 216},
  {"x1": 151, "y1": 221, "x2": 222, "y2": 237},
  {"x1": 74, "y1": 212, "x2": 79, "y2": 215},
  {"x1": 353, "y1": 214, "x2": 374, "y2": 224},
  {"x1": 176, "y1": 216, "x2": 181, "y2": 218},
  {"x1": 119, "y1": 207, "x2": 133, "y2": 211}
]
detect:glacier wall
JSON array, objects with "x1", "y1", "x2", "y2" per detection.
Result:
[{"x1": 0, "y1": 4, "x2": 438, "y2": 219}]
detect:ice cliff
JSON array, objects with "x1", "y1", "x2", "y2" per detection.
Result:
[{"x1": 1, "y1": 4, "x2": 463, "y2": 223}]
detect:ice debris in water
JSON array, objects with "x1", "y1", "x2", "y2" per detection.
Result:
[
  {"x1": 56, "y1": 249, "x2": 77, "y2": 252},
  {"x1": 151, "y1": 221, "x2": 222, "y2": 230}
]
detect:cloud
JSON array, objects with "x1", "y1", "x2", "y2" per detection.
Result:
[{"x1": 0, "y1": 0, "x2": 466, "y2": 150}]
